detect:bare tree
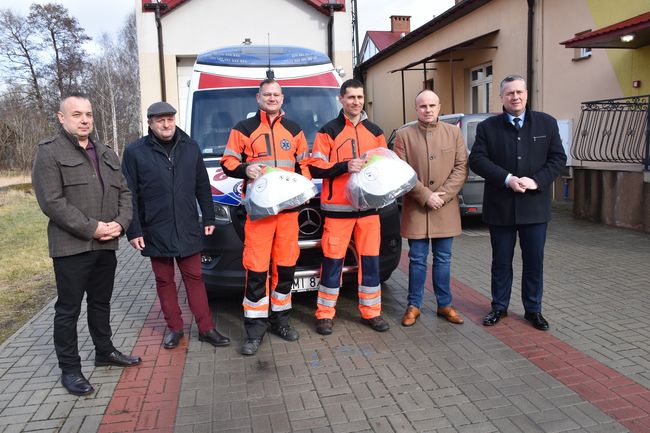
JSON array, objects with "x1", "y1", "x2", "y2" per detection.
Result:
[
  {"x1": 0, "y1": 9, "x2": 44, "y2": 111},
  {"x1": 0, "y1": 4, "x2": 140, "y2": 170},
  {"x1": 29, "y1": 3, "x2": 90, "y2": 102},
  {"x1": 85, "y1": 13, "x2": 141, "y2": 156},
  {"x1": 0, "y1": 88, "x2": 53, "y2": 169}
]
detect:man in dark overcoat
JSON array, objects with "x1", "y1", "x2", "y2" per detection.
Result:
[
  {"x1": 469, "y1": 75, "x2": 566, "y2": 331},
  {"x1": 122, "y1": 102, "x2": 230, "y2": 350}
]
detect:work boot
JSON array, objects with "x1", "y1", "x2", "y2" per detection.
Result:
[
  {"x1": 315, "y1": 318, "x2": 333, "y2": 335},
  {"x1": 361, "y1": 315, "x2": 390, "y2": 332},
  {"x1": 270, "y1": 324, "x2": 299, "y2": 341},
  {"x1": 241, "y1": 337, "x2": 263, "y2": 356}
]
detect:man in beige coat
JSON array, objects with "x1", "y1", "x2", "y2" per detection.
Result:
[{"x1": 393, "y1": 90, "x2": 468, "y2": 326}]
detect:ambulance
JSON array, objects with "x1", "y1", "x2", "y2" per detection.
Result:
[{"x1": 185, "y1": 45, "x2": 401, "y2": 295}]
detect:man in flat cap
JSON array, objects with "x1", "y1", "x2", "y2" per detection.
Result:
[{"x1": 122, "y1": 102, "x2": 230, "y2": 350}]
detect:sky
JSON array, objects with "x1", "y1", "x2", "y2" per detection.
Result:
[
  {"x1": 0, "y1": 0, "x2": 135, "y2": 53},
  {"x1": 357, "y1": 0, "x2": 455, "y2": 38},
  {"x1": 0, "y1": 0, "x2": 456, "y2": 51}
]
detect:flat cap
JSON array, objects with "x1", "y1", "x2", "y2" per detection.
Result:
[{"x1": 147, "y1": 101, "x2": 177, "y2": 117}]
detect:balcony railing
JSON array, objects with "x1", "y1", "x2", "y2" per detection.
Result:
[{"x1": 571, "y1": 95, "x2": 649, "y2": 170}]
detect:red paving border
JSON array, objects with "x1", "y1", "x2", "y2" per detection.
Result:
[
  {"x1": 97, "y1": 252, "x2": 650, "y2": 432},
  {"x1": 98, "y1": 294, "x2": 191, "y2": 433},
  {"x1": 398, "y1": 250, "x2": 650, "y2": 432}
]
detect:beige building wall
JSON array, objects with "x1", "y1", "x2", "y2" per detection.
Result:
[
  {"x1": 136, "y1": 0, "x2": 352, "y2": 132},
  {"x1": 361, "y1": 0, "x2": 529, "y2": 135},
  {"x1": 360, "y1": 0, "x2": 639, "y2": 137},
  {"x1": 536, "y1": 0, "x2": 622, "y2": 123}
]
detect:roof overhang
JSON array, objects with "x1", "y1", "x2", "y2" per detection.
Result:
[
  {"x1": 560, "y1": 11, "x2": 650, "y2": 49},
  {"x1": 357, "y1": 0, "x2": 491, "y2": 71},
  {"x1": 141, "y1": 0, "x2": 341, "y2": 16},
  {"x1": 390, "y1": 30, "x2": 499, "y2": 73}
]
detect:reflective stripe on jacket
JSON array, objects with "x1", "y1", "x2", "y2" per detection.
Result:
[
  {"x1": 307, "y1": 110, "x2": 387, "y2": 217},
  {"x1": 221, "y1": 110, "x2": 310, "y2": 182}
]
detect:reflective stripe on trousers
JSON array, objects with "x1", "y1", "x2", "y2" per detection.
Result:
[
  {"x1": 315, "y1": 215, "x2": 382, "y2": 320},
  {"x1": 242, "y1": 213, "x2": 299, "y2": 320}
]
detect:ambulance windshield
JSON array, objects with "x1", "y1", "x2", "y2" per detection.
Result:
[{"x1": 191, "y1": 87, "x2": 341, "y2": 157}]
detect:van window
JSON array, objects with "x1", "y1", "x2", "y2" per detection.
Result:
[
  {"x1": 191, "y1": 87, "x2": 341, "y2": 156},
  {"x1": 466, "y1": 121, "x2": 480, "y2": 150}
]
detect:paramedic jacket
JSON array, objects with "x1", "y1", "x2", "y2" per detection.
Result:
[
  {"x1": 220, "y1": 110, "x2": 309, "y2": 186},
  {"x1": 307, "y1": 110, "x2": 387, "y2": 217}
]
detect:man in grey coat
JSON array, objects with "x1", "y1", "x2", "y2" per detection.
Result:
[{"x1": 32, "y1": 93, "x2": 141, "y2": 397}]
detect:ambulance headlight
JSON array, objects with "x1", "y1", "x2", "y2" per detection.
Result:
[{"x1": 213, "y1": 203, "x2": 231, "y2": 223}]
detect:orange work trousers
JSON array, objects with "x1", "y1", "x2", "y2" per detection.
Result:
[
  {"x1": 316, "y1": 214, "x2": 381, "y2": 320},
  {"x1": 242, "y1": 212, "x2": 299, "y2": 327}
]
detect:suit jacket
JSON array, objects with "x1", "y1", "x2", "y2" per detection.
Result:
[
  {"x1": 393, "y1": 120, "x2": 468, "y2": 239},
  {"x1": 32, "y1": 129, "x2": 132, "y2": 258},
  {"x1": 468, "y1": 109, "x2": 566, "y2": 225}
]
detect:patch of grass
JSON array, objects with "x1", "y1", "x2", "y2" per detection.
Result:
[{"x1": 0, "y1": 188, "x2": 55, "y2": 343}]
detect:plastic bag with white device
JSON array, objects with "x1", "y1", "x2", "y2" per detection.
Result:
[
  {"x1": 346, "y1": 148, "x2": 417, "y2": 211},
  {"x1": 243, "y1": 166, "x2": 317, "y2": 220}
]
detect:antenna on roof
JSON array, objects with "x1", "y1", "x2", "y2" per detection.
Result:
[{"x1": 266, "y1": 33, "x2": 275, "y2": 79}]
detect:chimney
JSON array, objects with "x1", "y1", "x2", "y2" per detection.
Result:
[{"x1": 390, "y1": 15, "x2": 411, "y2": 34}]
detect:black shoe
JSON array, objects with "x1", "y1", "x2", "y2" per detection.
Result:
[
  {"x1": 241, "y1": 337, "x2": 262, "y2": 356},
  {"x1": 95, "y1": 350, "x2": 142, "y2": 367},
  {"x1": 198, "y1": 328, "x2": 231, "y2": 347},
  {"x1": 483, "y1": 309, "x2": 507, "y2": 326},
  {"x1": 524, "y1": 312, "x2": 550, "y2": 331},
  {"x1": 270, "y1": 325, "x2": 299, "y2": 341},
  {"x1": 61, "y1": 372, "x2": 94, "y2": 396},
  {"x1": 315, "y1": 318, "x2": 333, "y2": 335},
  {"x1": 163, "y1": 329, "x2": 184, "y2": 349},
  {"x1": 361, "y1": 316, "x2": 390, "y2": 332}
]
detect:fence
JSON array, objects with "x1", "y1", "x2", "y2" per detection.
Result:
[{"x1": 571, "y1": 95, "x2": 650, "y2": 170}]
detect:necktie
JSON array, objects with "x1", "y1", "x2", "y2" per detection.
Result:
[{"x1": 513, "y1": 117, "x2": 521, "y2": 130}]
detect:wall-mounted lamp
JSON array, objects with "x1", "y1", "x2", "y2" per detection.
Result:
[{"x1": 620, "y1": 34, "x2": 635, "y2": 43}]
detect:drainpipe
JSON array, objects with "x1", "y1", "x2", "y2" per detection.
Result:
[
  {"x1": 527, "y1": 0, "x2": 535, "y2": 107},
  {"x1": 144, "y1": 2, "x2": 169, "y2": 101},
  {"x1": 323, "y1": 2, "x2": 344, "y2": 62}
]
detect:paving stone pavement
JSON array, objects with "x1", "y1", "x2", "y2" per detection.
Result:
[{"x1": 0, "y1": 206, "x2": 648, "y2": 433}]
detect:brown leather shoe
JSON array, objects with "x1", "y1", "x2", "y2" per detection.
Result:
[
  {"x1": 401, "y1": 305, "x2": 421, "y2": 327},
  {"x1": 436, "y1": 306, "x2": 464, "y2": 324}
]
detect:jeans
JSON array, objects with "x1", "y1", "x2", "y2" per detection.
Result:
[{"x1": 407, "y1": 237, "x2": 454, "y2": 309}]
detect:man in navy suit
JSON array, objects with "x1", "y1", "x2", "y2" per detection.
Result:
[{"x1": 469, "y1": 75, "x2": 566, "y2": 330}]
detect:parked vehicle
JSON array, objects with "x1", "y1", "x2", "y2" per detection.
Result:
[
  {"x1": 186, "y1": 45, "x2": 402, "y2": 295},
  {"x1": 387, "y1": 113, "x2": 494, "y2": 216}
]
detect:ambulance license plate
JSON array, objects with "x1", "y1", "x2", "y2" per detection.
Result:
[{"x1": 292, "y1": 276, "x2": 320, "y2": 292}]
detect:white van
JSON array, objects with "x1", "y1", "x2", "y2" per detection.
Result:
[{"x1": 185, "y1": 45, "x2": 402, "y2": 296}]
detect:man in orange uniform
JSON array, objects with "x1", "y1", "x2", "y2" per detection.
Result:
[
  {"x1": 221, "y1": 79, "x2": 309, "y2": 356},
  {"x1": 307, "y1": 79, "x2": 390, "y2": 335}
]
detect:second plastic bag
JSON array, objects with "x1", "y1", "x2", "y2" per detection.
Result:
[{"x1": 346, "y1": 148, "x2": 417, "y2": 211}]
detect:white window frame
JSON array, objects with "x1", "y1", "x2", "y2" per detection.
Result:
[{"x1": 469, "y1": 63, "x2": 493, "y2": 114}]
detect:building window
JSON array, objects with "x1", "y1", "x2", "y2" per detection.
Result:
[
  {"x1": 573, "y1": 46, "x2": 592, "y2": 61},
  {"x1": 572, "y1": 30, "x2": 592, "y2": 61},
  {"x1": 470, "y1": 63, "x2": 492, "y2": 113}
]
